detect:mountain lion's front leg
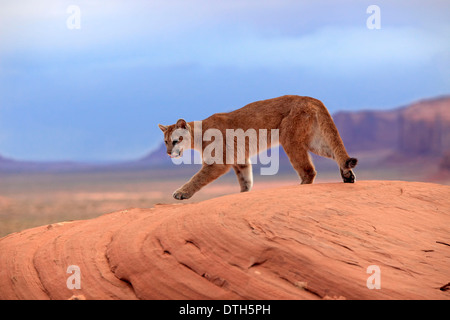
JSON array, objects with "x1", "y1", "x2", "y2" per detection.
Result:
[{"x1": 173, "y1": 163, "x2": 231, "y2": 200}]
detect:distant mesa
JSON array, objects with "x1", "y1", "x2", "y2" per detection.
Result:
[
  {"x1": 441, "y1": 151, "x2": 450, "y2": 170},
  {"x1": 0, "y1": 154, "x2": 14, "y2": 163},
  {"x1": 334, "y1": 95, "x2": 450, "y2": 166},
  {"x1": 139, "y1": 142, "x2": 170, "y2": 165},
  {"x1": 0, "y1": 154, "x2": 95, "y2": 173}
]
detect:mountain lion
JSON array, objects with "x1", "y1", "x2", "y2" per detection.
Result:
[{"x1": 158, "y1": 95, "x2": 358, "y2": 200}]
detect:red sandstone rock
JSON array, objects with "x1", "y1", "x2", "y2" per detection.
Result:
[{"x1": 0, "y1": 181, "x2": 449, "y2": 300}]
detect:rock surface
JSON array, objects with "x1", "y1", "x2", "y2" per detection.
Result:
[{"x1": 0, "y1": 181, "x2": 449, "y2": 300}]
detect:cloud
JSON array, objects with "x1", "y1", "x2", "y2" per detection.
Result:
[
  {"x1": 72, "y1": 25, "x2": 449, "y2": 77},
  {"x1": 193, "y1": 26, "x2": 450, "y2": 72},
  {"x1": 1, "y1": 0, "x2": 448, "y2": 76}
]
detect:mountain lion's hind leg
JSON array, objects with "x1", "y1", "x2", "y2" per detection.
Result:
[
  {"x1": 280, "y1": 113, "x2": 317, "y2": 184},
  {"x1": 282, "y1": 146, "x2": 317, "y2": 184},
  {"x1": 309, "y1": 131, "x2": 357, "y2": 184},
  {"x1": 233, "y1": 160, "x2": 253, "y2": 192}
]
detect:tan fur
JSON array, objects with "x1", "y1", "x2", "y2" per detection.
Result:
[{"x1": 158, "y1": 95, "x2": 358, "y2": 200}]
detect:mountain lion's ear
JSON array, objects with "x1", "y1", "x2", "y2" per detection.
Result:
[
  {"x1": 175, "y1": 119, "x2": 189, "y2": 130},
  {"x1": 158, "y1": 124, "x2": 168, "y2": 132}
]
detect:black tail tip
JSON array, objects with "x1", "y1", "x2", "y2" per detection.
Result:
[{"x1": 345, "y1": 157, "x2": 358, "y2": 169}]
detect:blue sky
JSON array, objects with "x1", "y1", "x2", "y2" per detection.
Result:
[{"x1": 0, "y1": 0, "x2": 449, "y2": 161}]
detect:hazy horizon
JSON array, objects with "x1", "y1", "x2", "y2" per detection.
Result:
[{"x1": 1, "y1": 0, "x2": 449, "y2": 162}]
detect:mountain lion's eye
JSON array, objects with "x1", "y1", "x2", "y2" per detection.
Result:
[{"x1": 172, "y1": 140, "x2": 178, "y2": 146}]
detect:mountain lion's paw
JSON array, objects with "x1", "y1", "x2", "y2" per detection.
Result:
[
  {"x1": 342, "y1": 170, "x2": 356, "y2": 183},
  {"x1": 173, "y1": 188, "x2": 193, "y2": 200}
]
